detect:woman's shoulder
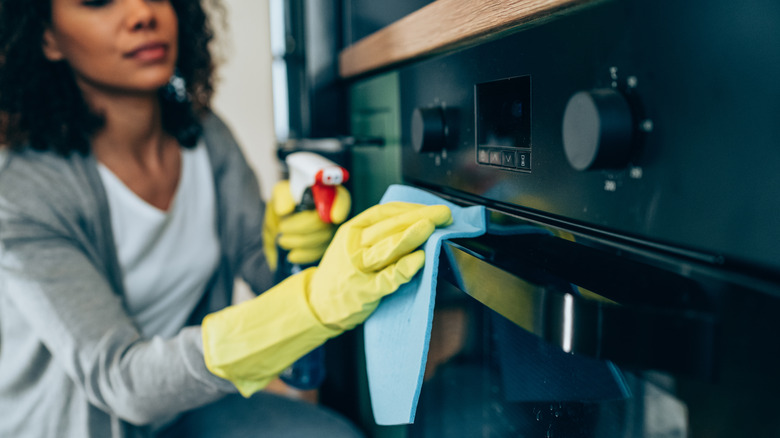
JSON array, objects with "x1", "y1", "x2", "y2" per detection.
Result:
[
  {"x1": 200, "y1": 110, "x2": 241, "y2": 152},
  {"x1": 199, "y1": 110, "x2": 251, "y2": 170},
  {"x1": 0, "y1": 146, "x2": 96, "y2": 220},
  {"x1": 0, "y1": 146, "x2": 86, "y2": 185},
  {"x1": 201, "y1": 110, "x2": 230, "y2": 136}
]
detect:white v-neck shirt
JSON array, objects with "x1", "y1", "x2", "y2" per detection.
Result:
[{"x1": 97, "y1": 141, "x2": 220, "y2": 338}]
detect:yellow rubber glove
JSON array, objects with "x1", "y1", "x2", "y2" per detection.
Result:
[
  {"x1": 202, "y1": 201, "x2": 452, "y2": 396},
  {"x1": 262, "y1": 180, "x2": 351, "y2": 271},
  {"x1": 203, "y1": 269, "x2": 339, "y2": 396},
  {"x1": 308, "y1": 202, "x2": 452, "y2": 330}
]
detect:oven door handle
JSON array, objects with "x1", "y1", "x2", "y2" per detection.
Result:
[{"x1": 439, "y1": 239, "x2": 719, "y2": 380}]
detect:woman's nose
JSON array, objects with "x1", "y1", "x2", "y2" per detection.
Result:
[{"x1": 126, "y1": 0, "x2": 157, "y2": 31}]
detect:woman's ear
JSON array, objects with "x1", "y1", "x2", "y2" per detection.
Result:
[{"x1": 42, "y1": 28, "x2": 65, "y2": 62}]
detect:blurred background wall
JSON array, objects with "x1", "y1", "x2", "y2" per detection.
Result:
[{"x1": 210, "y1": 0, "x2": 279, "y2": 201}]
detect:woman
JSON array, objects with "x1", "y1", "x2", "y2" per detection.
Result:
[{"x1": 0, "y1": 1, "x2": 451, "y2": 437}]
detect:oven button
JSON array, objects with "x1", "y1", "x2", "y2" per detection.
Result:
[
  {"x1": 477, "y1": 148, "x2": 490, "y2": 164},
  {"x1": 517, "y1": 151, "x2": 531, "y2": 170},
  {"x1": 411, "y1": 107, "x2": 446, "y2": 153},
  {"x1": 562, "y1": 88, "x2": 634, "y2": 171},
  {"x1": 502, "y1": 150, "x2": 516, "y2": 167},
  {"x1": 489, "y1": 149, "x2": 502, "y2": 165}
]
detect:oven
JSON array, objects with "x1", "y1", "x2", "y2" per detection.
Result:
[{"x1": 337, "y1": 0, "x2": 780, "y2": 436}]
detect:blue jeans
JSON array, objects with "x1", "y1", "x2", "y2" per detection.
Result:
[{"x1": 156, "y1": 392, "x2": 365, "y2": 438}]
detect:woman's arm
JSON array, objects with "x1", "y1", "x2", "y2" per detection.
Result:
[{"x1": 0, "y1": 156, "x2": 235, "y2": 425}]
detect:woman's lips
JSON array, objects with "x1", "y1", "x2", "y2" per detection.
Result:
[{"x1": 125, "y1": 42, "x2": 169, "y2": 62}]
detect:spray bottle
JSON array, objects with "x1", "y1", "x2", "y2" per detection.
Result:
[{"x1": 277, "y1": 151, "x2": 350, "y2": 390}]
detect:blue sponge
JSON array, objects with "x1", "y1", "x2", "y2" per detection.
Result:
[{"x1": 363, "y1": 184, "x2": 487, "y2": 425}]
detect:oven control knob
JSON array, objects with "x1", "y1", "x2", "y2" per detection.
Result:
[
  {"x1": 562, "y1": 89, "x2": 634, "y2": 171},
  {"x1": 411, "y1": 107, "x2": 446, "y2": 153}
]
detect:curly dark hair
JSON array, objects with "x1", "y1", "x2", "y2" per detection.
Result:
[{"x1": 0, "y1": 0, "x2": 223, "y2": 155}]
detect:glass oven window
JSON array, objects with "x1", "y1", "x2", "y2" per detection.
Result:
[{"x1": 409, "y1": 281, "x2": 688, "y2": 438}]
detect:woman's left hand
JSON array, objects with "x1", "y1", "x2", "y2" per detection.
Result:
[{"x1": 262, "y1": 180, "x2": 351, "y2": 271}]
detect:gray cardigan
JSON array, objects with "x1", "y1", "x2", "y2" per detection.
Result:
[{"x1": 0, "y1": 113, "x2": 275, "y2": 437}]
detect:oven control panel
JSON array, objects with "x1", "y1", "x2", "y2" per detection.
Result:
[
  {"x1": 399, "y1": 0, "x2": 780, "y2": 272},
  {"x1": 475, "y1": 75, "x2": 533, "y2": 172}
]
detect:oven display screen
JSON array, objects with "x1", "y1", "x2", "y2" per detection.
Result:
[{"x1": 476, "y1": 75, "x2": 532, "y2": 171}]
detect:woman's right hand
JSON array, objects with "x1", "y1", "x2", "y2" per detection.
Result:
[{"x1": 307, "y1": 201, "x2": 452, "y2": 330}]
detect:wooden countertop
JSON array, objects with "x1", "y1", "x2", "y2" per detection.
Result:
[{"x1": 339, "y1": 0, "x2": 600, "y2": 79}]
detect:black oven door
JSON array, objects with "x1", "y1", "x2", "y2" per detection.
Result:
[{"x1": 405, "y1": 212, "x2": 780, "y2": 438}]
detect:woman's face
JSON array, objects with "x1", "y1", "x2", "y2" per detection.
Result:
[{"x1": 42, "y1": 0, "x2": 179, "y2": 99}]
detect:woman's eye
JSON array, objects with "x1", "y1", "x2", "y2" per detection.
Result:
[{"x1": 82, "y1": 0, "x2": 111, "y2": 7}]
